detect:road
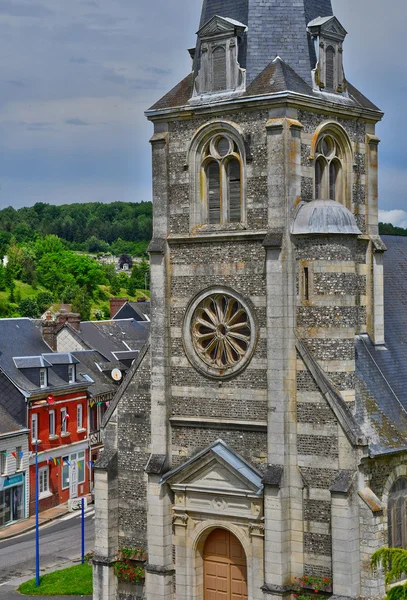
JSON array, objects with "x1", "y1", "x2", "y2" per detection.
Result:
[{"x1": 0, "y1": 507, "x2": 94, "y2": 598}]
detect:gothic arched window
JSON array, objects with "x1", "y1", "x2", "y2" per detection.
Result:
[
  {"x1": 201, "y1": 134, "x2": 243, "y2": 225},
  {"x1": 388, "y1": 478, "x2": 407, "y2": 549},
  {"x1": 314, "y1": 134, "x2": 344, "y2": 203}
]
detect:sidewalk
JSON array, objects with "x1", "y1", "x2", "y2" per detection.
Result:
[{"x1": 0, "y1": 495, "x2": 92, "y2": 541}]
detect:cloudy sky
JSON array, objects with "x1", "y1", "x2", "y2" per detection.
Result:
[{"x1": 0, "y1": 0, "x2": 405, "y2": 224}]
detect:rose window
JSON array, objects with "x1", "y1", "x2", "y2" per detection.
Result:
[{"x1": 191, "y1": 293, "x2": 252, "y2": 371}]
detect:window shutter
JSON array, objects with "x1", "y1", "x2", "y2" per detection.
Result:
[
  {"x1": 315, "y1": 158, "x2": 326, "y2": 199},
  {"x1": 326, "y1": 47, "x2": 335, "y2": 90},
  {"x1": 212, "y1": 47, "x2": 227, "y2": 91},
  {"x1": 207, "y1": 161, "x2": 221, "y2": 224},
  {"x1": 329, "y1": 161, "x2": 338, "y2": 201},
  {"x1": 228, "y1": 159, "x2": 241, "y2": 222}
]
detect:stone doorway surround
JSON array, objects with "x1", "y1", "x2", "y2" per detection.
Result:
[{"x1": 160, "y1": 440, "x2": 265, "y2": 600}]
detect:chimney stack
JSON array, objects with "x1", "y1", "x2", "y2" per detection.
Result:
[
  {"x1": 110, "y1": 297, "x2": 128, "y2": 319},
  {"x1": 42, "y1": 319, "x2": 58, "y2": 351}
]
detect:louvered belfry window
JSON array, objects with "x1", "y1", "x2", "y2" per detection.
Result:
[
  {"x1": 202, "y1": 135, "x2": 243, "y2": 225},
  {"x1": 207, "y1": 161, "x2": 221, "y2": 224},
  {"x1": 212, "y1": 47, "x2": 227, "y2": 91},
  {"x1": 227, "y1": 159, "x2": 241, "y2": 222},
  {"x1": 388, "y1": 478, "x2": 407, "y2": 549},
  {"x1": 326, "y1": 46, "x2": 335, "y2": 90}
]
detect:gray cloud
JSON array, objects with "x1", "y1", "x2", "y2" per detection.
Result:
[
  {"x1": 0, "y1": 0, "x2": 53, "y2": 17},
  {"x1": 65, "y1": 118, "x2": 89, "y2": 126},
  {"x1": 70, "y1": 57, "x2": 88, "y2": 64},
  {"x1": 0, "y1": 0, "x2": 404, "y2": 210}
]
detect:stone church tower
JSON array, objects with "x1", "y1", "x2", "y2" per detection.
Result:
[{"x1": 93, "y1": 2, "x2": 406, "y2": 600}]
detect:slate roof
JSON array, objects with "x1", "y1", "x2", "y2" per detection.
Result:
[
  {"x1": 0, "y1": 319, "x2": 88, "y2": 395},
  {"x1": 160, "y1": 439, "x2": 263, "y2": 494},
  {"x1": 112, "y1": 301, "x2": 150, "y2": 322},
  {"x1": 72, "y1": 350, "x2": 118, "y2": 398},
  {"x1": 149, "y1": 58, "x2": 380, "y2": 113},
  {"x1": 0, "y1": 404, "x2": 27, "y2": 436},
  {"x1": 198, "y1": 0, "x2": 333, "y2": 85},
  {"x1": 72, "y1": 319, "x2": 150, "y2": 363},
  {"x1": 354, "y1": 235, "x2": 407, "y2": 455},
  {"x1": 149, "y1": 0, "x2": 381, "y2": 114}
]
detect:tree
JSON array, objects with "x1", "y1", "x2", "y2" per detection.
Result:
[
  {"x1": 130, "y1": 258, "x2": 150, "y2": 290},
  {"x1": 372, "y1": 548, "x2": 407, "y2": 600},
  {"x1": 0, "y1": 263, "x2": 6, "y2": 291},
  {"x1": 19, "y1": 298, "x2": 40, "y2": 318},
  {"x1": 127, "y1": 278, "x2": 137, "y2": 297},
  {"x1": 36, "y1": 291, "x2": 54, "y2": 314},
  {"x1": 118, "y1": 254, "x2": 133, "y2": 270},
  {"x1": 110, "y1": 275, "x2": 122, "y2": 297},
  {"x1": 8, "y1": 280, "x2": 15, "y2": 303},
  {"x1": 71, "y1": 288, "x2": 91, "y2": 321}
]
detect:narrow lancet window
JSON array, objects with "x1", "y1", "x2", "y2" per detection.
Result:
[
  {"x1": 227, "y1": 159, "x2": 241, "y2": 222},
  {"x1": 388, "y1": 478, "x2": 407, "y2": 549},
  {"x1": 207, "y1": 161, "x2": 221, "y2": 224}
]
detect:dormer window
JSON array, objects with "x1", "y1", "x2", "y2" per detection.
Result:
[
  {"x1": 191, "y1": 15, "x2": 247, "y2": 102},
  {"x1": 307, "y1": 16, "x2": 347, "y2": 93},
  {"x1": 39, "y1": 368, "x2": 47, "y2": 388}
]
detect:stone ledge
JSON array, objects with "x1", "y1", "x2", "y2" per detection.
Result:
[
  {"x1": 262, "y1": 583, "x2": 296, "y2": 596},
  {"x1": 169, "y1": 416, "x2": 267, "y2": 431},
  {"x1": 145, "y1": 564, "x2": 175, "y2": 576}
]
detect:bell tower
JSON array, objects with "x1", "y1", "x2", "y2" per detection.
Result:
[{"x1": 90, "y1": 1, "x2": 386, "y2": 600}]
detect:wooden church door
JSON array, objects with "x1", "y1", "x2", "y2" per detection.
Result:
[{"x1": 203, "y1": 529, "x2": 248, "y2": 600}]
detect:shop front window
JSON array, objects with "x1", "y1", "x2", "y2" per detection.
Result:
[{"x1": 0, "y1": 484, "x2": 24, "y2": 526}]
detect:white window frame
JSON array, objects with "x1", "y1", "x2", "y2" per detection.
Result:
[
  {"x1": 61, "y1": 451, "x2": 86, "y2": 489},
  {"x1": 68, "y1": 365, "x2": 75, "y2": 384},
  {"x1": 61, "y1": 408, "x2": 68, "y2": 435},
  {"x1": 39, "y1": 368, "x2": 47, "y2": 389},
  {"x1": 39, "y1": 466, "x2": 49, "y2": 498},
  {"x1": 49, "y1": 410, "x2": 55, "y2": 438},
  {"x1": 31, "y1": 413, "x2": 39, "y2": 443},
  {"x1": 16, "y1": 446, "x2": 22, "y2": 471},
  {"x1": 77, "y1": 404, "x2": 83, "y2": 431},
  {"x1": 0, "y1": 452, "x2": 7, "y2": 475}
]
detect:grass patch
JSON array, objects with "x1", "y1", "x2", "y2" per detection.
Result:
[{"x1": 18, "y1": 563, "x2": 92, "y2": 596}]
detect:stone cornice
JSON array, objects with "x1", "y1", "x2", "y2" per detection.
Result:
[
  {"x1": 146, "y1": 90, "x2": 383, "y2": 124},
  {"x1": 167, "y1": 230, "x2": 268, "y2": 245}
]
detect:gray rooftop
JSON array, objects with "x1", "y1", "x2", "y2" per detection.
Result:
[
  {"x1": 0, "y1": 319, "x2": 87, "y2": 394},
  {"x1": 161, "y1": 439, "x2": 263, "y2": 494},
  {"x1": 76, "y1": 319, "x2": 150, "y2": 362},
  {"x1": 149, "y1": 0, "x2": 380, "y2": 114},
  {"x1": 291, "y1": 200, "x2": 362, "y2": 236},
  {"x1": 354, "y1": 235, "x2": 407, "y2": 455},
  {"x1": 0, "y1": 404, "x2": 27, "y2": 436}
]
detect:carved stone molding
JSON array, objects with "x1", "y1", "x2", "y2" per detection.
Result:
[
  {"x1": 173, "y1": 513, "x2": 188, "y2": 528},
  {"x1": 249, "y1": 522, "x2": 265, "y2": 538}
]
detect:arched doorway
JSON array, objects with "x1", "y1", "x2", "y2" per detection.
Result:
[{"x1": 203, "y1": 528, "x2": 248, "y2": 599}]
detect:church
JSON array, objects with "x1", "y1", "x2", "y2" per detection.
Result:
[{"x1": 92, "y1": 1, "x2": 407, "y2": 599}]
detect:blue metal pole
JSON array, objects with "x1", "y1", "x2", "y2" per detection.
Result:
[
  {"x1": 81, "y1": 497, "x2": 85, "y2": 564},
  {"x1": 35, "y1": 441, "x2": 40, "y2": 587}
]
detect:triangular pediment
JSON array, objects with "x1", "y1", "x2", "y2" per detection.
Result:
[
  {"x1": 308, "y1": 15, "x2": 347, "y2": 39},
  {"x1": 161, "y1": 440, "x2": 263, "y2": 495},
  {"x1": 198, "y1": 15, "x2": 247, "y2": 40}
]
